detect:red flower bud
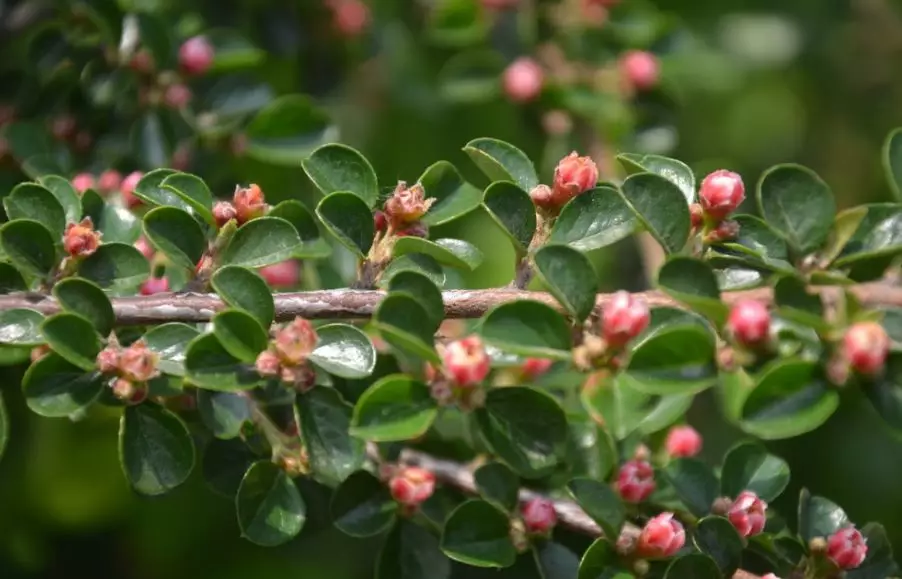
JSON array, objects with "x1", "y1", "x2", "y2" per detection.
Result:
[
  {"x1": 843, "y1": 321, "x2": 890, "y2": 376},
  {"x1": 699, "y1": 170, "x2": 745, "y2": 221},
  {"x1": 51, "y1": 115, "x2": 77, "y2": 141},
  {"x1": 826, "y1": 527, "x2": 868, "y2": 570},
  {"x1": 97, "y1": 170, "x2": 122, "y2": 194},
  {"x1": 727, "y1": 300, "x2": 771, "y2": 347},
  {"x1": 529, "y1": 184, "x2": 555, "y2": 211},
  {"x1": 134, "y1": 236, "x2": 155, "y2": 260},
  {"x1": 258, "y1": 260, "x2": 300, "y2": 289},
  {"x1": 119, "y1": 340, "x2": 160, "y2": 383},
  {"x1": 64, "y1": 218, "x2": 102, "y2": 257},
  {"x1": 327, "y1": 0, "x2": 370, "y2": 37},
  {"x1": 95, "y1": 346, "x2": 120, "y2": 374},
  {"x1": 503, "y1": 57, "x2": 544, "y2": 103},
  {"x1": 521, "y1": 498, "x2": 557, "y2": 534},
  {"x1": 383, "y1": 182, "x2": 434, "y2": 228},
  {"x1": 665, "y1": 425, "x2": 702, "y2": 458},
  {"x1": 111, "y1": 377, "x2": 148, "y2": 405},
  {"x1": 522, "y1": 358, "x2": 553, "y2": 381},
  {"x1": 441, "y1": 335, "x2": 490, "y2": 387},
  {"x1": 727, "y1": 491, "x2": 767, "y2": 537},
  {"x1": 71, "y1": 173, "x2": 95, "y2": 194},
  {"x1": 637, "y1": 513, "x2": 685, "y2": 558},
  {"x1": 273, "y1": 317, "x2": 319, "y2": 365},
  {"x1": 620, "y1": 50, "x2": 660, "y2": 91},
  {"x1": 255, "y1": 350, "x2": 281, "y2": 378},
  {"x1": 213, "y1": 201, "x2": 238, "y2": 228},
  {"x1": 389, "y1": 466, "x2": 435, "y2": 507},
  {"x1": 705, "y1": 220, "x2": 740, "y2": 244},
  {"x1": 163, "y1": 83, "x2": 192, "y2": 109},
  {"x1": 233, "y1": 184, "x2": 267, "y2": 224},
  {"x1": 121, "y1": 171, "x2": 144, "y2": 208},
  {"x1": 179, "y1": 36, "x2": 215, "y2": 76},
  {"x1": 280, "y1": 364, "x2": 317, "y2": 392},
  {"x1": 552, "y1": 152, "x2": 598, "y2": 207},
  {"x1": 602, "y1": 291, "x2": 650, "y2": 349},
  {"x1": 617, "y1": 459, "x2": 655, "y2": 503},
  {"x1": 140, "y1": 276, "x2": 170, "y2": 295},
  {"x1": 373, "y1": 210, "x2": 388, "y2": 233},
  {"x1": 129, "y1": 49, "x2": 154, "y2": 74},
  {"x1": 689, "y1": 203, "x2": 704, "y2": 229}
]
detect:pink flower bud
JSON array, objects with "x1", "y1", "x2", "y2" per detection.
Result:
[
  {"x1": 521, "y1": 498, "x2": 557, "y2": 534},
  {"x1": 727, "y1": 300, "x2": 771, "y2": 347},
  {"x1": 63, "y1": 218, "x2": 102, "y2": 257},
  {"x1": 233, "y1": 184, "x2": 267, "y2": 224},
  {"x1": 280, "y1": 364, "x2": 317, "y2": 392},
  {"x1": 163, "y1": 83, "x2": 192, "y2": 109},
  {"x1": 259, "y1": 260, "x2": 300, "y2": 289},
  {"x1": 119, "y1": 340, "x2": 160, "y2": 383},
  {"x1": 329, "y1": 0, "x2": 370, "y2": 37},
  {"x1": 111, "y1": 377, "x2": 148, "y2": 405},
  {"x1": 602, "y1": 291, "x2": 650, "y2": 349},
  {"x1": 71, "y1": 173, "x2": 95, "y2": 194},
  {"x1": 273, "y1": 318, "x2": 319, "y2": 365},
  {"x1": 441, "y1": 335, "x2": 490, "y2": 387},
  {"x1": 134, "y1": 236, "x2": 155, "y2": 260},
  {"x1": 121, "y1": 171, "x2": 144, "y2": 208},
  {"x1": 179, "y1": 36, "x2": 215, "y2": 76},
  {"x1": 95, "y1": 345, "x2": 120, "y2": 374},
  {"x1": 637, "y1": 513, "x2": 685, "y2": 558},
  {"x1": 689, "y1": 203, "x2": 704, "y2": 229},
  {"x1": 522, "y1": 358, "x2": 553, "y2": 380},
  {"x1": 761, "y1": 574, "x2": 781, "y2": 579},
  {"x1": 51, "y1": 115, "x2": 77, "y2": 141},
  {"x1": 373, "y1": 210, "x2": 388, "y2": 233},
  {"x1": 212, "y1": 201, "x2": 237, "y2": 228},
  {"x1": 620, "y1": 50, "x2": 660, "y2": 91},
  {"x1": 389, "y1": 466, "x2": 436, "y2": 507},
  {"x1": 383, "y1": 182, "x2": 435, "y2": 228},
  {"x1": 140, "y1": 276, "x2": 170, "y2": 295},
  {"x1": 502, "y1": 57, "x2": 544, "y2": 103},
  {"x1": 552, "y1": 152, "x2": 599, "y2": 206},
  {"x1": 617, "y1": 459, "x2": 656, "y2": 503},
  {"x1": 255, "y1": 350, "x2": 281, "y2": 378},
  {"x1": 705, "y1": 220, "x2": 740, "y2": 244},
  {"x1": 129, "y1": 49, "x2": 154, "y2": 74},
  {"x1": 843, "y1": 321, "x2": 890, "y2": 376},
  {"x1": 97, "y1": 170, "x2": 122, "y2": 194},
  {"x1": 698, "y1": 170, "x2": 745, "y2": 221},
  {"x1": 826, "y1": 527, "x2": 868, "y2": 570},
  {"x1": 727, "y1": 491, "x2": 767, "y2": 537},
  {"x1": 529, "y1": 184, "x2": 555, "y2": 211},
  {"x1": 665, "y1": 425, "x2": 702, "y2": 458}
]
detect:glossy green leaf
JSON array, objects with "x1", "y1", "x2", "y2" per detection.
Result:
[
  {"x1": 143, "y1": 323, "x2": 200, "y2": 377},
  {"x1": 664, "y1": 554, "x2": 720, "y2": 579},
  {"x1": 134, "y1": 169, "x2": 196, "y2": 214},
  {"x1": 578, "y1": 539, "x2": 622, "y2": 579},
  {"x1": 81, "y1": 190, "x2": 141, "y2": 244},
  {"x1": 419, "y1": 161, "x2": 483, "y2": 226},
  {"x1": 620, "y1": 172, "x2": 691, "y2": 254},
  {"x1": 374, "y1": 294, "x2": 439, "y2": 363},
  {"x1": 380, "y1": 254, "x2": 446, "y2": 289},
  {"x1": 309, "y1": 323, "x2": 376, "y2": 379},
  {"x1": 52, "y1": 278, "x2": 114, "y2": 336},
  {"x1": 822, "y1": 206, "x2": 869, "y2": 265},
  {"x1": 533, "y1": 541, "x2": 581, "y2": 579},
  {"x1": 136, "y1": 13, "x2": 173, "y2": 69},
  {"x1": 198, "y1": 390, "x2": 251, "y2": 440},
  {"x1": 534, "y1": 244, "x2": 598, "y2": 322},
  {"x1": 185, "y1": 333, "x2": 261, "y2": 391},
  {"x1": 142, "y1": 206, "x2": 207, "y2": 270},
  {"x1": 581, "y1": 375, "x2": 694, "y2": 440},
  {"x1": 567, "y1": 477, "x2": 625, "y2": 539},
  {"x1": 160, "y1": 172, "x2": 215, "y2": 224},
  {"x1": 220, "y1": 217, "x2": 304, "y2": 268},
  {"x1": 720, "y1": 441, "x2": 790, "y2": 502},
  {"x1": 377, "y1": 520, "x2": 451, "y2": 579},
  {"x1": 41, "y1": 313, "x2": 101, "y2": 371},
  {"x1": 617, "y1": 153, "x2": 696, "y2": 204},
  {"x1": 865, "y1": 352, "x2": 902, "y2": 431},
  {"x1": 475, "y1": 386, "x2": 568, "y2": 478},
  {"x1": 4, "y1": 183, "x2": 66, "y2": 238},
  {"x1": 757, "y1": 164, "x2": 835, "y2": 254},
  {"x1": 482, "y1": 181, "x2": 536, "y2": 253},
  {"x1": 393, "y1": 237, "x2": 483, "y2": 270},
  {"x1": 722, "y1": 214, "x2": 791, "y2": 264},
  {"x1": 350, "y1": 375, "x2": 437, "y2": 441},
  {"x1": 0, "y1": 263, "x2": 27, "y2": 293},
  {"x1": 834, "y1": 211, "x2": 902, "y2": 266},
  {"x1": 474, "y1": 462, "x2": 519, "y2": 513},
  {"x1": 315, "y1": 191, "x2": 374, "y2": 257},
  {"x1": 798, "y1": 489, "x2": 849, "y2": 542},
  {"x1": 330, "y1": 470, "x2": 397, "y2": 537},
  {"x1": 441, "y1": 500, "x2": 517, "y2": 568},
  {"x1": 622, "y1": 324, "x2": 717, "y2": 395},
  {"x1": 268, "y1": 200, "x2": 331, "y2": 258},
  {"x1": 79, "y1": 242, "x2": 150, "y2": 290},
  {"x1": 297, "y1": 387, "x2": 364, "y2": 487},
  {"x1": 662, "y1": 458, "x2": 719, "y2": 517},
  {"x1": 882, "y1": 127, "x2": 902, "y2": 202},
  {"x1": 479, "y1": 300, "x2": 572, "y2": 360},
  {"x1": 0, "y1": 219, "x2": 58, "y2": 277},
  {"x1": 245, "y1": 95, "x2": 336, "y2": 166},
  {"x1": 0, "y1": 309, "x2": 46, "y2": 346},
  {"x1": 202, "y1": 438, "x2": 258, "y2": 498},
  {"x1": 549, "y1": 186, "x2": 638, "y2": 252},
  {"x1": 303, "y1": 143, "x2": 379, "y2": 207},
  {"x1": 236, "y1": 461, "x2": 306, "y2": 546},
  {"x1": 657, "y1": 257, "x2": 728, "y2": 326},
  {"x1": 463, "y1": 138, "x2": 538, "y2": 192},
  {"x1": 774, "y1": 275, "x2": 827, "y2": 330},
  {"x1": 212, "y1": 309, "x2": 269, "y2": 363},
  {"x1": 388, "y1": 271, "x2": 444, "y2": 325},
  {"x1": 119, "y1": 403, "x2": 195, "y2": 496},
  {"x1": 693, "y1": 517, "x2": 743, "y2": 576},
  {"x1": 22, "y1": 353, "x2": 104, "y2": 417},
  {"x1": 205, "y1": 29, "x2": 265, "y2": 72},
  {"x1": 39, "y1": 175, "x2": 82, "y2": 223},
  {"x1": 211, "y1": 266, "x2": 274, "y2": 327}
]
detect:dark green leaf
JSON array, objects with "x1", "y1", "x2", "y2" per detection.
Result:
[
  {"x1": 350, "y1": 374, "x2": 437, "y2": 441},
  {"x1": 131, "y1": 112, "x2": 174, "y2": 169},
  {"x1": 533, "y1": 541, "x2": 581, "y2": 579},
  {"x1": 441, "y1": 500, "x2": 517, "y2": 568},
  {"x1": 134, "y1": 169, "x2": 195, "y2": 214},
  {"x1": 236, "y1": 461, "x2": 306, "y2": 546},
  {"x1": 0, "y1": 391, "x2": 7, "y2": 463},
  {"x1": 482, "y1": 181, "x2": 536, "y2": 253},
  {"x1": 22, "y1": 353, "x2": 104, "y2": 417},
  {"x1": 834, "y1": 211, "x2": 902, "y2": 266},
  {"x1": 136, "y1": 13, "x2": 173, "y2": 69},
  {"x1": 79, "y1": 242, "x2": 150, "y2": 290},
  {"x1": 0, "y1": 309, "x2": 46, "y2": 346},
  {"x1": 662, "y1": 458, "x2": 719, "y2": 517},
  {"x1": 185, "y1": 333, "x2": 261, "y2": 391},
  {"x1": 657, "y1": 257, "x2": 727, "y2": 326},
  {"x1": 81, "y1": 190, "x2": 141, "y2": 244},
  {"x1": 622, "y1": 324, "x2": 717, "y2": 395},
  {"x1": 211, "y1": 265, "x2": 274, "y2": 327},
  {"x1": 374, "y1": 294, "x2": 440, "y2": 363},
  {"x1": 0, "y1": 219, "x2": 58, "y2": 277},
  {"x1": 198, "y1": 390, "x2": 251, "y2": 439},
  {"x1": 220, "y1": 217, "x2": 304, "y2": 268},
  {"x1": 419, "y1": 161, "x2": 483, "y2": 226},
  {"x1": 0, "y1": 263, "x2": 27, "y2": 293},
  {"x1": 578, "y1": 539, "x2": 622, "y2": 579},
  {"x1": 534, "y1": 245, "x2": 598, "y2": 322},
  {"x1": 119, "y1": 403, "x2": 195, "y2": 496},
  {"x1": 463, "y1": 138, "x2": 538, "y2": 192},
  {"x1": 205, "y1": 29, "x2": 265, "y2": 72},
  {"x1": 581, "y1": 375, "x2": 694, "y2": 441},
  {"x1": 848, "y1": 523, "x2": 899, "y2": 579},
  {"x1": 798, "y1": 489, "x2": 849, "y2": 542},
  {"x1": 245, "y1": 95, "x2": 335, "y2": 166},
  {"x1": 315, "y1": 191, "x2": 374, "y2": 257},
  {"x1": 380, "y1": 254, "x2": 445, "y2": 288},
  {"x1": 773, "y1": 275, "x2": 827, "y2": 330},
  {"x1": 822, "y1": 207, "x2": 868, "y2": 265},
  {"x1": 479, "y1": 300, "x2": 572, "y2": 360},
  {"x1": 52, "y1": 278, "x2": 114, "y2": 336},
  {"x1": 865, "y1": 353, "x2": 902, "y2": 431},
  {"x1": 567, "y1": 477, "x2": 625, "y2": 539},
  {"x1": 202, "y1": 438, "x2": 258, "y2": 497},
  {"x1": 212, "y1": 309, "x2": 269, "y2": 363},
  {"x1": 303, "y1": 143, "x2": 379, "y2": 207},
  {"x1": 393, "y1": 237, "x2": 483, "y2": 270},
  {"x1": 39, "y1": 175, "x2": 82, "y2": 223},
  {"x1": 142, "y1": 206, "x2": 206, "y2": 270},
  {"x1": 474, "y1": 462, "x2": 519, "y2": 513},
  {"x1": 722, "y1": 214, "x2": 791, "y2": 264},
  {"x1": 720, "y1": 441, "x2": 790, "y2": 502},
  {"x1": 268, "y1": 200, "x2": 331, "y2": 258},
  {"x1": 617, "y1": 153, "x2": 696, "y2": 204},
  {"x1": 693, "y1": 517, "x2": 743, "y2": 576},
  {"x1": 4, "y1": 183, "x2": 66, "y2": 238},
  {"x1": 388, "y1": 271, "x2": 444, "y2": 325},
  {"x1": 664, "y1": 554, "x2": 720, "y2": 579},
  {"x1": 330, "y1": 470, "x2": 397, "y2": 537},
  {"x1": 549, "y1": 186, "x2": 638, "y2": 252},
  {"x1": 41, "y1": 313, "x2": 101, "y2": 371},
  {"x1": 160, "y1": 172, "x2": 215, "y2": 225},
  {"x1": 756, "y1": 164, "x2": 835, "y2": 254},
  {"x1": 377, "y1": 520, "x2": 451, "y2": 579},
  {"x1": 143, "y1": 323, "x2": 200, "y2": 377},
  {"x1": 297, "y1": 387, "x2": 365, "y2": 487},
  {"x1": 881, "y1": 127, "x2": 902, "y2": 202},
  {"x1": 620, "y1": 173, "x2": 691, "y2": 254},
  {"x1": 309, "y1": 323, "x2": 376, "y2": 379}
]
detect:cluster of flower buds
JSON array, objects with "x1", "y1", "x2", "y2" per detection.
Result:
[
  {"x1": 213, "y1": 183, "x2": 269, "y2": 228},
  {"x1": 63, "y1": 218, "x2": 102, "y2": 259},
  {"x1": 387, "y1": 466, "x2": 435, "y2": 511},
  {"x1": 616, "y1": 459, "x2": 656, "y2": 503},
  {"x1": 636, "y1": 512, "x2": 685, "y2": 558},
  {"x1": 95, "y1": 339, "x2": 160, "y2": 404},
  {"x1": 692, "y1": 169, "x2": 746, "y2": 243},
  {"x1": 530, "y1": 152, "x2": 599, "y2": 212},
  {"x1": 825, "y1": 526, "x2": 868, "y2": 570},
  {"x1": 255, "y1": 317, "x2": 319, "y2": 392},
  {"x1": 726, "y1": 299, "x2": 772, "y2": 351},
  {"x1": 575, "y1": 291, "x2": 650, "y2": 371},
  {"x1": 664, "y1": 425, "x2": 702, "y2": 458},
  {"x1": 520, "y1": 498, "x2": 557, "y2": 535},
  {"x1": 726, "y1": 491, "x2": 768, "y2": 537}
]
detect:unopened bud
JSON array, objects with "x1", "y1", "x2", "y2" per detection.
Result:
[
  {"x1": 620, "y1": 50, "x2": 660, "y2": 91},
  {"x1": 727, "y1": 491, "x2": 767, "y2": 537},
  {"x1": 140, "y1": 276, "x2": 170, "y2": 295},
  {"x1": 111, "y1": 377, "x2": 148, "y2": 405},
  {"x1": 502, "y1": 57, "x2": 544, "y2": 103},
  {"x1": 664, "y1": 425, "x2": 702, "y2": 458},
  {"x1": 389, "y1": 466, "x2": 435, "y2": 507},
  {"x1": 121, "y1": 171, "x2": 144, "y2": 208},
  {"x1": 826, "y1": 527, "x2": 868, "y2": 570},
  {"x1": 727, "y1": 300, "x2": 771, "y2": 348},
  {"x1": 97, "y1": 170, "x2": 122, "y2": 194},
  {"x1": 617, "y1": 459, "x2": 655, "y2": 503},
  {"x1": 699, "y1": 170, "x2": 745, "y2": 221},
  {"x1": 705, "y1": 220, "x2": 740, "y2": 244},
  {"x1": 441, "y1": 335, "x2": 490, "y2": 387},
  {"x1": 602, "y1": 291, "x2": 650, "y2": 349},
  {"x1": 521, "y1": 498, "x2": 557, "y2": 534},
  {"x1": 551, "y1": 152, "x2": 598, "y2": 208},
  {"x1": 273, "y1": 318, "x2": 319, "y2": 365},
  {"x1": 179, "y1": 36, "x2": 215, "y2": 76},
  {"x1": 119, "y1": 340, "x2": 160, "y2": 382},
  {"x1": 383, "y1": 181, "x2": 434, "y2": 228},
  {"x1": 71, "y1": 173, "x2": 95, "y2": 194},
  {"x1": 636, "y1": 513, "x2": 685, "y2": 558},
  {"x1": 233, "y1": 184, "x2": 267, "y2": 223},
  {"x1": 843, "y1": 321, "x2": 890, "y2": 377},
  {"x1": 63, "y1": 218, "x2": 102, "y2": 257},
  {"x1": 255, "y1": 350, "x2": 281, "y2": 377}
]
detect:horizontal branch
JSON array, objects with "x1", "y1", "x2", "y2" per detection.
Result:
[{"x1": 1, "y1": 281, "x2": 900, "y2": 325}]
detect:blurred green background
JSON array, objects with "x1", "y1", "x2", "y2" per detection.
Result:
[{"x1": 3, "y1": 0, "x2": 902, "y2": 577}]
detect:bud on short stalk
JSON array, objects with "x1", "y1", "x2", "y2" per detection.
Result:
[
  {"x1": 258, "y1": 260, "x2": 300, "y2": 289},
  {"x1": 521, "y1": 358, "x2": 553, "y2": 381},
  {"x1": 389, "y1": 466, "x2": 435, "y2": 507},
  {"x1": 383, "y1": 181, "x2": 434, "y2": 229},
  {"x1": 617, "y1": 459, "x2": 656, "y2": 503},
  {"x1": 273, "y1": 317, "x2": 319, "y2": 366},
  {"x1": 441, "y1": 335, "x2": 490, "y2": 387},
  {"x1": 704, "y1": 220, "x2": 740, "y2": 244},
  {"x1": 111, "y1": 378, "x2": 148, "y2": 405},
  {"x1": 550, "y1": 152, "x2": 598, "y2": 209},
  {"x1": 72, "y1": 173, "x2": 95, "y2": 194},
  {"x1": 502, "y1": 58, "x2": 544, "y2": 103},
  {"x1": 636, "y1": 513, "x2": 685, "y2": 558},
  {"x1": 212, "y1": 201, "x2": 237, "y2": 228},
  {"x1": 96, "y1": 346, "x2": 120, "y2": 374},
  {"x1": 179, "y1": 36, "x2": 215, "y2": 76},
  {"x1": 826, "y1": 527, "x2": 868, "y2": 570},
  {"x1": 727, "y1": 300, "x2": 771, "y2": 348},
  {"x1": 64, "y1": 218, "x2": 102, "y2": 258},
  {"x1": 698, "y1": 170, "x2": 745, "y2": 221},
  {"x1": 689, "y1": 203, "x2": 704, "y2": 230},
  {"x1": 520, "y1": 498, "x2": 557, "y2": 535},
  {"x1": 119, "y1": 340, "x2": 160, "y2": 383},
  {"x1": 727, "y1": 491, "x2": 767, "y2": 537},
  {"x1": 665, "y1": 425, "x2": 702, "y2": 458},
  {"x1": 602, "y1": 291, "x2": 650, "y2": 349},
  {"x1": 140, "y1": 276, "x2": 170, "y2": 295},
  {"x1": 843, "y1": 321, "x2": 890, "y2": 377},
  {"x1": 233, "y1": 184, "x2": 268, "y2": 224},
  {"x1": 255, "y1": 350, "x2": 281, "y2": 378},
  {"x1": 163, "y1": 83, "x2": 192, "y2": 109},
  {"x1": 97, "y1": 170, "x2": 122, "y2": 194}
]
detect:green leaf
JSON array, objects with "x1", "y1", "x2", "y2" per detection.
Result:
[
  {"x1": 475, "y1": 386, "x2": 568, "y2": 478},
  {"x1": 393, "y1": 237, "x2": 483, "y2": 270},
  {"x1": 212, "y1": 309, "x2": 269, "y2": 363},
  {"x1": 479, "y1": 300, "x2": 572, "y2": 360},
  {"x1": 865, "y1": 353, "x2": 902, "y2": 432},
  {"x1": 268, "y1": 200, "x2": 332, "y2": 258},
  {"x1": 798, "y1": 489, "x2": 849, "y2": 542},
  {"x1": 52, "y1": 278, "x2": 114, "y2": 336},
  {"x1": 134, "y1": 169, "x2": 196, "y2": 214},
  {"x1": 722, "y1": 214, "x2": 791, "y2": 264},
  {"x1": 81, "y1": 190, "x2": 141, "y2": 245},
  {"x1": 0, "y1": 263, "x2": 27, "y2": 293},
  {"x1": 309, "y1": 323, "x2": 376, "y2": 379},
  {"x1": 441, "y1": 500, "x2": 517, "y2": 568},
  {"x1": 331, "y1": 470, "x2": 397, "y2": 537},
  {"x1": 848, "y1": 523, "x2": 899, "y2": 579},
  {"x1": 419, "y1": 161, "x2": 483, "y2": 226},
  {"x1": 620, "y1": 173, "x2": 691, "y2": 254},
  {"x1": 79, "y1": 242, "x2": 150, "y2": 290},
  {"x1": 834, "y1": 211, "x2": 902, "y2": 267},
  {"x1": 245, "y1": 95, "x2": 336, "y2": 166},
  {"x1": 482, "y1": 181, "x2": 536, "y2": 253},
  {"x1": 463, "y1": 138, "x2": 539, "y2": 192},
  {"x1": 302, "y1": 143, "x2": 379, "y2": 207},
  {"x1": 143, "y1": 323, "x2": 200, "y2": 377},
  {"x1": 119, "y1": 403, "x2": 195, "y2": 496},
  {"x1": 205, "y1": 29, "x2": 265, "y2": 72},
  {"x1": 657, "y1": 257, "x2": 728, "y2": 326},
  {"x1": 388, "y1": 271, "x2": 444, "y2": 326},
  {"x1": 198, "y1": 390, "x2": 251, "y2": 439},
  {"x1": 315, "y1": 191, "x2": 374, "y2": 258},
  {"x1": 297, "y1": 387, "x2": 364, "y2": 487},
  {"x1": 664, "y1": 554, "x2": 721, "y2": 579},
  {"x1": 142, "y1": 206, "x2": 207, "y2": 270},
  {"x1": 0, "y1": 309, "x2": 46, "y2": 346},
  {"x1": 621, "y1": 324, "x2": 717, "y2": 395},
  {"x1": 662, "y1": 458, "x2": 719, "y2": 517},
  {"x1": 740, "y1": 360, "x2": 839, "y2": 440},
  {"x1": 0, "y1": 219, "x2": 58, "y2": 277},
  {"x1": 581, "y1": 374, "x2": 694, "y2": 440},
  {"x1": 533, "y1": 542, "x2": 581, "y2": 579},
  {"x1": 567, "y1": 477, "x2": 625, "y2": 539},
  {"x1": 380, "y1": 254, "x2": 445, "y2": 288},
  {"x1": 4, "y1": 183, "x2": 66, "y2": 238},
  {"x1": 693, "y1": 517, "x2": 743, "y2": 576},
  {"x1": 377, "y1": 520, "x2": 451, "y2": 579},
  {"x1": 160, "y1": 172, "x2": 215, "y2": 225},
  {"x1": 757, "y1": 164, "x2": 836, "y2": 254},
  {"x1": 211, "y1": 266, "x2": 274, "y2": 327},
  {"x1": 617, "y1": 153, "x2": 696, "y2": 205},
  {"x1": 236, "y1": 461, "x2": 306, "y2": 546},
  {"x1": 822, "y1": 207, "x2": 868, "y2": 265},
  {"x1": 220, "y1": 217, "x2": 304, "y2": 268},
  {"x1": 0, "y1": 390, "x2": 7, "y2": 463},
  {"x1": 22, "y1": 353, "x2": 104, "y2": 417},
  {"x1": 773, "y1": 275, "x2": 827, "y2": 330},
  {"x1": 185, "y1": 333, "x2": 261, "y2": 392},
  {"x1": 202, "y1": 438, "x2": 258, "y2": 498},
  {"x1": 41, "y1": 313, "x2": 101, "y2": 371},
  {"x1": 578, "y1": 539, "x2": 622, "y2": 579},
  {"x1": 350, "y1": 374, "x2": 438, "y2": 441},
  {"x1": 534, "y1": 245, "x2": 598, "y2": 322},
  {"x1": 882, "y1": 127, "x2": 902, "y2": 202},
  {"x1": 720, "y1": 441, "x2": 790, "y2": 502},
  {"x1": 39, "y1": 175, "x2": 82, "y2": 223},
  {"x1": 549, "y1": 186, "x2": 638, "y2": 252},
  {"x1": 474, "y1": 462, "x2": 519, "y2": 513},
  {"x1": 374, "y1": 294, "x2": 440, "y2": 363},
  {"x1": 136, "y1": 13, "x2": 173, "y2": 69}
]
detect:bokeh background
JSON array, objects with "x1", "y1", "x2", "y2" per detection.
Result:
[{"x1": 2, "y1": 0, "x2": 902, "y2": 577}]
